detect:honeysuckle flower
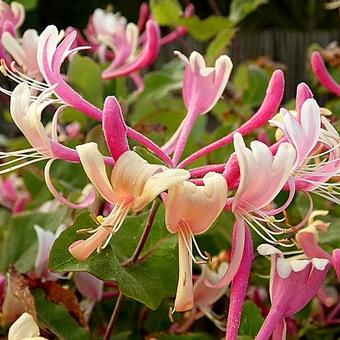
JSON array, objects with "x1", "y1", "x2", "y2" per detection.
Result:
[
  {"x1": 296, "y1": 211, "x2": 340, "y2": 282},
  {"x1": 0, "y1": 0, "x2": 24, "y2": 64},
  {"x1": 256, "y1": 244, "x2": 329, "y2": 340},
  {"x1": 85, "y1": 8, "x2": 127, "y2": 62},
  {"x1": 8, "y1": 312, "x2": 46, "y2": 340},
  {"x1": 311, "y1": 51, "x2": 340, "y2": 96},
  {"x1": 101, "y1": 19, "x2": 161, "y2": 87},
  {"x1": 0, "y1": 82, "x2": 96, "y2": 208},
  {"x1": 165, "y1": 172, "x2": 228, "y2": 312},
  {"x1": 0, "y1": 1, "x2": 24, "y2": 34},
  {"x1": 69, "y1": 144, "x2": 190, "y2": 261},
  {"x1": 67, "y1": 97, "x2": 189, "y2": 261},
  {"x1": 212, "y1": 133, "x2": 296, "y2": 287},
  {"x1": 73, "y1": 272, "x2": 103, "y2": 321},
  {"x1": 0, "y1": 174, "x2": 30, "y2": 213},
  {"x1": 2, "y1": 29, "x2": 41, "y2": 79},
  {"x1": 177, "y1": 69, "x2": 285, "y2": 170},
  {"x1": 165, "y1": 51, "x2": 233, "y2": 164},
  {"x1": 206, "y1": 132, "x2": 296, "y2": 339},
  {"x1": 271, "y1": 98, "x2": 340, "y2": 204},
  {"x1": 34, "y1": 224, "x2": 67, "y2": 281}
]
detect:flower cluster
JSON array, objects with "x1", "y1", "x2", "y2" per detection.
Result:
[{"x1": 0, "y1": 3, "x2": 339, "y2": 340}]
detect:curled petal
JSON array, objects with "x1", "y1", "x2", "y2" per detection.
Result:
[
  {"x1": 206, "y1": 215, "x2": 245, "y2": 289},
  {"x1": 296, "y1": 228, "x2": 331, "y2": 260},
  {"x1": 233, "y1": 133, "x2": 296, "y2": 211},
  {"x1": 133, "y1": 168, "x2": 190, "y2": 211},
  {"x1": 10, "y1": 83, "x2": 52, "y2": 156},
  {"x1": 44, "y1": 159, "x2": 97, "y2": 209}
]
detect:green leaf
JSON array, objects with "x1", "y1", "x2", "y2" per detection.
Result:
[
  {"x1": 0, "y1": 207, "x2": 70, "y2": 273},
  {"x1": 206, "y1": 28, "x2": 237, "y2": 64},
  {"x1": 16, "y1": 0, "x2": 38, "y2": 10},
  {"x1": 139, "y1": 71, "x2": 182, "y2": 101},
  {"x1": 67, "y1": 55, "x2": 104, "y2": 108},
  {"x1": 150, "y1": 0, "x2": 183, "y2": 26},
  {"x1": 229, "y1": 0, "x2": 268, "y2": 23},
  {"x1": 239, "y1": 301, "x2": 264, "y2": 337},
  {"x1": 133, "y1": 146, "x2": 168, "y2": 166},
  {"x1": 50, "y1": 208, "x2": 178, "y2": 310},
  {"x1": 32, "y1": 289, "x2": 89, "y2": 340},
  {"x1": 243, "y1": 66, "x2": 269, "y2": 107},
  {"x1": 178, "y1": 16, "x2": 233, "y2": 41}
]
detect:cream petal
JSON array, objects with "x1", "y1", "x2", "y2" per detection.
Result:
[
  {"x1": 10, "y1": 83, "x2": 51, "y2": 155},
  {"x1": 165, "y1": 172, "x2": 227, "y2": 235},
  {"x1": 76, "y1": 143, "x2": 116, "y2": 203},
  {"x1": 8, "y1": 313, "x2": 42, "y2": 340},
  {"x1": 133, "y1": 168, "x2": 190, "y2": 211},
  {"x1": 174, "y1": 232, "x2": 193, "y2": 312},
  {"x1": 2, "y1": 32, "x2": 26, "y2": 67}
]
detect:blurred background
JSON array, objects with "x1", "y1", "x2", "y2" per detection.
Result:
[{"x1": 23, "y1": 0, "x2": 340, "y2": 97}]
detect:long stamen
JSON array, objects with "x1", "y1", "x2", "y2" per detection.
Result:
[
  {"x1": 178, "y1": 226, "x2": 206, "y2": 264},
  {"x1": 0, "y1": 156, "x2": 48, "y2": 175},
  {"x1": 243, "y1": 215, "x2": 295, "y2": 248},
  {"x1": 1, "y1": 60, "x2": 48, "y2": 92},
  {"x1": 183, "y1": 222, "x2": 209, "y2": 261}
]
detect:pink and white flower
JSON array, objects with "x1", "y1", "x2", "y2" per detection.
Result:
[
  {"x1": 1, "y1": 29, "x2": 41, "y2": 79},
  {"x1": 271, "y1": 97, "x2": 340, "y2": 204},
  {"x1": 256, "y1": 244, "x2": 329, "y2": 340},
  {"x1": 164, "y1": 51, "x2": 233, "y2": 164},
  {"x1": 207, "y1": 132, "x2": 296, "y2": 340}
]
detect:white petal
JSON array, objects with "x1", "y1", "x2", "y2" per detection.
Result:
[
  {"x1": 276, "y1": 257, "x2": 292, "y2": 278},
  {"x1": 290, "y1": 259, "x2": 310, "y2": 272},
  {"x1": 257, "y1": 244, "x2": 282, "y2": 256},
  {"x1": 8, "y1": 313, "x2": 41, "y2": 340},
  {"x1": 312, "y1": 258, "x2": 329, "y2": 271}
]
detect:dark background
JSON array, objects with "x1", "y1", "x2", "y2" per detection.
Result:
[
  {"x1": 22, "y1": 0, "x2": 339, "y2": 97},
  {"x1": 24, "y1": 0, "x2": 339, "y2": 31}
]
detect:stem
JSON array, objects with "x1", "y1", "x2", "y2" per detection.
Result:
[
  {"x1": 123, "y1": 200, "x2": 161, "y2": 266},
  {"x1": 103, "y1": 293, "x2": 124, "y2": 340},
  {"x1": 256, "y1": 308, "x2": 284, "y2": 340},
  {"x1": 172, "y1": 111, "x2": 197, "y2": 165},
  {"x1": 226, "y1": 225, "x2": 253, "y2": 340}
]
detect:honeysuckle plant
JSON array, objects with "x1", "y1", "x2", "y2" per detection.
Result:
[{"x1": 0, "y1": 1, "x2": 339, "y2": 339}]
